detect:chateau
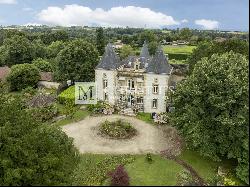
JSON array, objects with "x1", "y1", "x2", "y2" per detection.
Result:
[{"x1": 95, "y1": 42, "x2": 173, "y2": 113}]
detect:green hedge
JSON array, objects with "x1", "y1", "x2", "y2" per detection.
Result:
[
  {"x1": 168, "y1": 53, "x2": 189, "y2": 60},
  {"x1": 58, "y1": 86, "x2": 75, "y2": 105}
]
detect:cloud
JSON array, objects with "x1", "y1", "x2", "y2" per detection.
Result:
[
  {"x1": 0, "y1": 0, "x2": 17, "y2": 4},
  {"x1": 23, "y1": 7, "x2": 33, "y2": 11},
  {"x1": 22, "y1": 23, "x2": 42, "y2": 27},
  {"x1": 181, "y1": 19, "x2": 188, "y2": 23},
  {"x1": 195, "y1": 19, "x2": 219, "y2": 30},
  {"x1": 37, "y1": 4, "x2": 180, "y2": 28}
]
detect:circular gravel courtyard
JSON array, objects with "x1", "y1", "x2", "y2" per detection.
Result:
[{"x1": 62, "y1": 115, "x2": 180, "y2": 155}]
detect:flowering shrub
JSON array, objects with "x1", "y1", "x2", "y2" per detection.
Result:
[
  {"x1": 87, "y1": 101, "x2": 115, "y2": 115},
  {"x1": 108, "y1": 165, "x2": 130, "y2": 186},
  {"x1": 29, "y1": 104, "x2": 58, "y2": 122},
  {"x1": 99, "y1": 119, "x2": 137, "y2": 139}
]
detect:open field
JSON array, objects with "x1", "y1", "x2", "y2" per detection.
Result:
[{"x1": 163, "y1": 45, "x2": 196, "y2": 55}]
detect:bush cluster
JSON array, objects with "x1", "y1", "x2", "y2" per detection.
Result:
[
  {"x1": 29, "y1": 105, "x2": 58, "y2": 123},
  {"x1": 99, "y1": 119, "x2": 137, "y2": 139},
  {"x1": 32, "y1": 58, "x2": 53, "y2": 72},
  {"x1": 7, "y1": 63, "x2": 40, "y2": 91}
]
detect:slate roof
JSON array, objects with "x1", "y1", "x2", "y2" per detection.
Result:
[
  {"x1": 96, "y1": 42, "x2": 172, "y2": 75},
  {"x1": 140, "y1": 41, "x2": 150, "y2": 58},
  {"x1": 96, "y1": 43, "x2": 120, "y2": 70},
  {"x1": 146, "y1": 46, "x2": 173, "y2": 74},
  {"x1": 120, "y1": 56, "x2": 151, "y2": 69}
]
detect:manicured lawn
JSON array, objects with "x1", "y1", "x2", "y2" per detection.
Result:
[
  {"x1": 163, "y1": 45, "x2": 196, "y2": 55},
  {"x1": 136, "y1": 112, "x2": 154, "y2": 124},
  {"x1": 71, "y1": 154, "x2": 183, "y2": 186},
  {"x1": 126, "y1": 154, "x2": 183, "y2": 186},
  {"x1": 178, "y1": 149, "x2": 219, "y2": 183}
]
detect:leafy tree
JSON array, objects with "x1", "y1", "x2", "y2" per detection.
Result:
[
  {"x1": 139, "y1": 30, "x2": 157, "y2": 46},
  {"x1": 120, "y1": 44, "x2": 135, "y2": 59},
  {"x1": 56, "y1": 39, "x2": 99, "y2": 83},
  {"x1": 179, "y1": 28, "x2": 192, "y2": 41},
  {"x1": 0, "y1": 94, "x2": 79, "y2": 185},
  {"x1": 40, "y1": 30, "x2": 69, "y2": 45},
  {"x1": 32, "y1": 39, "x2": 48, "y2": 59},
  {"x1": 7, "y1": 63, "x2": 40, "y2": 91},
  {"x1": 148, "y1": 41, "x2": 159, "y2": 55},
  {"x1": 96, "y1": 27, "x2": 106, "y2": 56},
  {"x1": 1, "y1": 35, "x2": 35, "y2": 66},
  {"x1": 32, "y1": 58, "x2": 52, "y2": 72},
  {"x1": 47, "y1": 41, "x2": 65, "y2": 59},
  {"x1": 171, "y1": 52, "x2": 249, "y2": 184},
  {"x1": 188, "y1": 39, "x2": 249, "y2": 73}
]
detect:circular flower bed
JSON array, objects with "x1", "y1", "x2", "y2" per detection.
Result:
[{"x1": 99, "y1": 119, "x2": 137, "y2": 139}]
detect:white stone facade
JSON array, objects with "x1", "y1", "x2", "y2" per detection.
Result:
[
  {"x1": 95, "y1": 69, "x2": 172, "y2": 113},
  {"x1": 95, "y1": 43, "x2": 173, "y2": 114}
]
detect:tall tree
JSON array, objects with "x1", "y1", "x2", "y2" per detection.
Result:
[
  {"x1": 1, "y1": 35, "x2": 35, "y2": 66},
  {"x1": 120, "y1": 45, "x2": 135, "y2": 59},
  {"x1": 171, "y1": 52, "x2": 249, "y2": 184},
  {"x1": 139, "y1": 30, "x2": 157, "y2": 46},
  {"x1": 0, "y1": 93, "x2": 79, "y2": 185},
  {"x1": 188, "y1": 39, "x2": 249, "y2": 73},
  {"x1": 96, "y1": 27, "x2": 106, "y2": 56},
  {"x1": 56, "y1": 39, "x2": 99, "y2": 83},
  {"x1": 179, "y1": 28, "x2": 192, "y2": 40}
]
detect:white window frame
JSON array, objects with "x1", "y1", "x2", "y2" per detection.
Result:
[
  {"x1": 152, "y1": 99, "x2": 158, "y2": 109},
  {"x1": 153, "y1": 84, "x2": 159, "y2": 94},
  {"x1": 103, "y1": 79, "x2": 108, "y2": 89}
]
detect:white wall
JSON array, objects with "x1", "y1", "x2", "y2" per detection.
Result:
[
  {"x1": 95, "y1": 69, "x2": 117, "y2": 105},
  {"x1": 143, "y1": 73, "x2": 170, "y2": 113}
]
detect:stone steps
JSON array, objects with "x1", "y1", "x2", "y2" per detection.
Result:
[{"x1": 119, "y1": 108, "x2": 136, "y2": 117}]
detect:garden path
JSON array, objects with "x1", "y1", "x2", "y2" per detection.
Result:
[{"x1": 62, "y1": 115, "x2": 181, "y2": 155}]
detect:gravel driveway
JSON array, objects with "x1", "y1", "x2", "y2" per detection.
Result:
[{"x1": 62, "y1": 115, "x2": 180, "y2": 155}]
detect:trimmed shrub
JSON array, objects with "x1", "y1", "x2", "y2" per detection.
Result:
[
  {"x1": 58, "y1": 86, "x2": 75, "y2": 105},
  {"x1": 108, "y1": 165, "x2": 130, "y2": 186},
  {"x1": 168, "y1": 53, "x2": 189, "y2": 60},
  {"x1": 7, "y1": 63, "x2": 40, "y2": 91},
  {"x1": 32, "y1": 58, "x2": 52, "y2": 72}
]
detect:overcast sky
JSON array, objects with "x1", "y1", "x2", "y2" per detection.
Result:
[{"x1": 0, "y1": 0, "x2": 249, "y2": 31}]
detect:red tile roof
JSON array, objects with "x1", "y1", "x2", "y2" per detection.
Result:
[{"x1": 0, "y1": 66, "x2": 11, "y2": 81}]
